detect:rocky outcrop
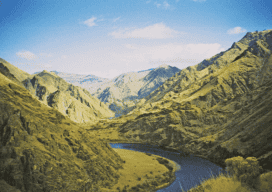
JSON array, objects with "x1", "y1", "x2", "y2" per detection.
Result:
[
  {"x1": 91, "y1": 65, "x2": 180, "y2": 116},
  {"x1": 22, "y1": 70, "x2": 114, "y2": 123},
  {"x1": 0, "y1": 71, "x2": 124, "y2": 191},
  {"x1": 117, "y1": 30, "x2": 272, "y2": 170}
]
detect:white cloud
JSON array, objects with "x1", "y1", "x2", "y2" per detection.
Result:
[
  {"x1": 153, "y1": 1, "x2": 171, "y2": 9},
  {"x1": 90, "y1": 69, "x2": 125, "y2": 79},
  {"x1": 124, "y1": 44, "x2": 138, "y2": 49},
  {"x1": 43, "y1": 42, "x2": 225, "y2": 79},
  {"x1": 120, "y1": 43, "x2": 225, "y2": 64},
  {"x1": 113, "y1": 17, "x2": 121, "y2": 22},
  {"x1": 39, "y1": 53, "x2": 53, "y2": 57},
  {"x1": 154, "y1": 2, "x2": 161, "y2": 7},
  {"x1": 44, "y1": 64, "x2": 52, "y2": 68},
  {"x1": 61, "y1": 55, "x2": 67, "y2": 59},
  {"x1": 163, "y1": 1, "x2": 170, "y2": 9},
  {"x1": 227, "y1": 27, "x2": 247, "y2": 35},
  {"x1": 83, "y1": 17, "x2": 97, "y2": 27},
  {"x1": 146, "y1": 0, "x2": 151, "y2": 3},
  {"x1": 16, "y1": 51, "x2": 37, "y2": 60},
  {"x1": 109, "y1": 23, "x2": 184, "y2": 39}
]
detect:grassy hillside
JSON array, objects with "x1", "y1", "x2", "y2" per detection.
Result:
[
  {"x1": 0, "y1": 64, "x2": 179, "y2": 192},
  {"x1": 22, "y1": 70, "x2": 114, "y2": 123},
  {"x1": 0, "y1": 58, "x2": 32, "y2": 81},
  {"x1": 106, "y1": 30, "x2": 272, "y2": 170},
  {"x1": 0, "y1": 69, "x2": 124, "y2": 191}
]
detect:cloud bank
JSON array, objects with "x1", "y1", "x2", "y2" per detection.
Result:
[
  {"x1": 53, "y1": 42, "x2": 225, "y2": 79},
  {"x1": 16, "y1": 51, "x2": 37, "y2": 60},
  {"x1": 227, "y1": 27, "x2": 247, "y2": 34},
  {"x1": 109, "y1": 23, "x2": 184, "y2": 39}
]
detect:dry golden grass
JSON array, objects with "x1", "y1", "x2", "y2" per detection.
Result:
[
  {"x1": 88, "y1": 128, "x2": 124, "y2": 141},
  {"x1": 187, "y1": 170, "x2": 272, "y2": 192},
  {"x1": 187, "y1": 173, "x2": 252, "y2": 192},
  {"x1": 101, "y1": 149, "x2": 178, "y2": 192}
]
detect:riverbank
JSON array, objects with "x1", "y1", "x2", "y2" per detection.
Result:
[{"x1": 102, "y1": 149, "x2": 179, "y2": 192}]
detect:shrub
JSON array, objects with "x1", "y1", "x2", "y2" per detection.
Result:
[{"x1": 225, "y1": 156, "x2": 262, "y2": 186}]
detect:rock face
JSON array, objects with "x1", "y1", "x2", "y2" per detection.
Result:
[
  {"x1": 22, "y1": 70, "x2": 114, "y2": 123},
  {"x1": 118, "y1": 30, "x2": 272, "y2": 170},
  {"x1": 91, "y1": 65, "x2": 180, "y2": 117},
  {"x1": 0, "y1": 69, "x2": 124, "y2": 191}
]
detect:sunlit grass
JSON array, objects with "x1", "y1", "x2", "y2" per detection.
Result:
[
  {"x1": 106, "y1": 149, "x2": 177, "y2": 192},
  {"x1": 185, "y1": 171, "x2": 272, "y2": 192},
  {"x1": 186, "y1": 173, "x2": 252, "y2": 192},
  {"x1": 185, "y1": 156, "x2": 272, "y2": 192}
]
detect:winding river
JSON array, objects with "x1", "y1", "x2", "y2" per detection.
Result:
[{"x1": 110, "y1": 143, "x2": 224, "y2": 192}]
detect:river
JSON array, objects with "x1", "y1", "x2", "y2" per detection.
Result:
[{"x1": 110, "y1": 143, "x2": 224, "y2": 192}]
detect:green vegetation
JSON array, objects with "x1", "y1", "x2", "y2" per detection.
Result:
[
  {"x1": 225, "y1": 156, "x2": 262, "y2": 186},
  {"x1": 187, "y1": 173, "x2": 252, "y2": 192},
  {"x1": 114, "y1": 30, "x2": 272, "y2": 170},
  {"x1": 0, "y1": 65, "x2": 179, "y2": 191},
  {"x1": 187, "y1": 156, "x2": 272, "y2": 192},
  {"x1": 1, "y1": 30, "x2": 272, "y2": 191},
  {"x1": 0, "y1": 70, "x2": 124, "y2": 191}
]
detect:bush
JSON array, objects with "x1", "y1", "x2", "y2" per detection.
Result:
[{"x1": 225, "y1": 156, "x2": 262, "y2": 186}]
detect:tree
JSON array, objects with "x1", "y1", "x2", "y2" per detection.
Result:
[{"x1": 225, "y1": 156, "x2": 262, "y2": 186}]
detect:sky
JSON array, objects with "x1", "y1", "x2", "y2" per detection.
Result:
[{"x1": 0, "y1": 0, "x2": 271, "y2": 79}]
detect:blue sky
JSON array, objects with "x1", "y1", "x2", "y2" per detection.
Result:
[{"x1": 1, "y1": 0, "x2": 271, "y2": 78}]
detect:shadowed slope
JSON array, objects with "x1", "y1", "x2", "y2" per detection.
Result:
[{"x1": 0, "y1": 69, "x2": 124, "y2": 191}]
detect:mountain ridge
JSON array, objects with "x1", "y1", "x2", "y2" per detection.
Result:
[
  {"x1": 0, "y1": 66, "x2": 124, "y2": 191},
  {"x1": 92, "y1": 65, "x2": 180, "y2": 117},
  {"x1": 111, "y1": 29, "x2": 272, "y2": 170},
  {"x1": 22, "y1": 70, "x2": 114, "y2": 123}
]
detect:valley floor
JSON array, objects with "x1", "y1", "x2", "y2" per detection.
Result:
[{"x1": 100, "y1": 149, "x2": 178, "y2": 192}]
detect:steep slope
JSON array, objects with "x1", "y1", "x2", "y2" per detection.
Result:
[
  {"x1": 0, "y1": 68, "x2": 124, "y2": 191},
  {"x1": 0, "y1": 62, "x2": 23, "y2": 86},
  {"x1": 0, "y1": 58, "x2": 32, "y2": 81},
  {"x1": 118, "y1": 29, "x2": 272, "y2": 170},
  {"x1": 23, "y1": 70, "x2": 114, "y2": 123},
  {"x1": 92, "y1": 65, "x2": 180, "y2": 116}
]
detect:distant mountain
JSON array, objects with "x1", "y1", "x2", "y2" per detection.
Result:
[
  {"x1": 50, "y1": 71, "x2": 109, "y2": 92},
  {"x1": 0, "y1": 63, "x2": 124, "y2": 191},
  {"x1": 23, "y1": 70, "x2": 114, "y2": 123},
  {"x1": 117, "y1": 29, "x2": 272, "y2": 170},
  {"x1": 91, "y1": 65, "x2": 180, "y2": 117},
  {"x1": 49, "y1": 66, "x2": 180, "y2": 117}
]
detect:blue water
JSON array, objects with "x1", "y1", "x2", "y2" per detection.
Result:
[{"x1": 110, "y1": 143, "x2": 224, "y2": 192}]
